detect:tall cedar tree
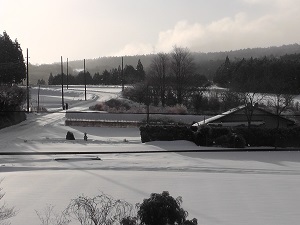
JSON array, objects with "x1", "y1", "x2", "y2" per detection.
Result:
[{"x1": 0, "y1": 31, "x2": 26, "y2": 84}]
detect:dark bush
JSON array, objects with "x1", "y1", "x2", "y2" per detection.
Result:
[
  {"x1": 214, "y1": 135, "x2": 230, "y2": 147},
  {"x1": 234, "y1": 127, "x2": 300, "y2": 147},
  {"x1": 228, "y1": 134, "x2": 246, "y2": 148},
  {"x1": 89, "y1": 103, "x2": 106, "y2": 111},
  {"x1": 193, "y1": 125, "x2": 213, "y2": 146},
  {"x1": 0, "y1": 111, "x2": 26, "y2": 130},
  {"x1": 105, "y1": 99, "x2": 131, "y2": 110},
  {"x1": 137, "y1": 191, "x2": 187, "y2": 225},
  {"x1": 120, "y1": 217, "x2": 137, "y2": 225},
  {"x1": 182, "y1": 218, "x2": 198, "y2": 225},
  {"x1": 66, "y1": 131, "x2": 75, "y2": 140},
  {"x1": 140, "y1": 125, "x2": 194, "y2": 143},
  {"x1": 0, "y1": 86, "x2": 26, "y2": 112}
]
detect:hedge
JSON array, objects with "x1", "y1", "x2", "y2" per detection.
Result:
[
  {"x1": 140, "y1": 125, "x2": 194, "y2": 143},
  {"x1": 0, "y1": 111, "x2": 26, "y2": 129},
  {"x1": 140, "y1": 124, "x2": 300, "y2": 148}
]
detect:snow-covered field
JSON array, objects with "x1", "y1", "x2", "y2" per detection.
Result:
[{"x1": 1, "y1": 85, "x2": 300, "y2": 225}]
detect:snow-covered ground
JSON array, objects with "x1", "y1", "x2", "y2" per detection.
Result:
[{"x1": 1, "y1": 86, "x2": 300, "y2": 225}]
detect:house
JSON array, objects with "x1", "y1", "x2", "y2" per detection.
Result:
[{"x1": 193, "y1": 105, "x2": 296, "y2": 129}]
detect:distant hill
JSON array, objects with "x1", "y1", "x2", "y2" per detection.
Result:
[{"x1": 28, "y1": 43, "x2": 300, "y2": 85}]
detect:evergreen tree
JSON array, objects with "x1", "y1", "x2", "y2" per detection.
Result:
[
  {"x1": 48, "y1": 73, "x2": 54, "y2": 85},
  {"x1": 136, "y1": 59, "x2": 146, "y2": 81},
  {"x1": 0, "y1": 31, "x2": 26, "y2": 84},
  {"x1": 93, "y1": 72, "x2": 102, "y2": 85}
]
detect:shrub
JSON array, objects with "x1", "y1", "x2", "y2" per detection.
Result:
[
  {"x1": 214, "y1": 135, "x2": 230, "y2": 147},
  {"x1": 228, "y1": 134, "x2": 246, "y2": 148},
  {"x1": 66, "y1": 131, "x2": 75, "y2": 140},
  {"x1": 66, "y1": 193, "x2": 135, "y2": 225},
  {"x1": 193, "y1": 125, "x2": 213, "y2": 146},
  {"x1": 0, "y1": 85, "x2": 26, "y2": 111},
  {"x1": 165, "y1": 104, "x2": 188, "y2": 114},
  {"x1": 89, "y1": 102, "x2": 107, "y2": 111},
  {"x1": 137, "y1": 191, "x2": 187, "y2": 225},
  {"x1": 0, "y1": 180, "x2": 17, "y2": 224},
  {"x1": 0, "y1": 111, "x2": 26, "y2": 129},
  {"x1": 105, "y1": 98, "x2": 131, "y2": 110}
]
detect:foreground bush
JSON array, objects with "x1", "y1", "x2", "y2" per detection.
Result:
[
  {"x1": 0, "y1": 85, "x2": 26, "y2": 111},
  {"x1": 36, "y1": 191, "x2": 198, "y2": 225},
  {"x1": 137, "y1": 191, "x2": 188, "y2": 225},
  {"x1": 0, "y1": 86, "x2": 27, "y2": 129},
  {"x1": 0, "y1": 180, "x2": 17, "y2": 224}
]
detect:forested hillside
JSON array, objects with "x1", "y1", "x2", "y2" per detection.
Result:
[{"x1": 29, "y1": 44, "x2": 300, "y2": 84}]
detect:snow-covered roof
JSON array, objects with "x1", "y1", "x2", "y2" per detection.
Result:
[
  {"x1": 192, "y1": 105, "x2": 295, "y2": 127},
  {"x1": 192, "y1": 105, "x2": 245, "y2": 127}
]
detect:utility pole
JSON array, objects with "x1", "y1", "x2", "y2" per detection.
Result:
[
  {"x1": 37, "y1": 85, "x2": 40, "y2": 113},
  {"x1": 146, "y1": 83, "x2": 150, "y2": 124},
  {"x1": 61, "y1": 56, "x2": 64, "y2": 109},
  {"x1": 66, "y1": 58, "x2": 69, "y2": 89},
  {"x1": 84, "y1": 59, "x2": 86, "y2": 101},
  {"x1": 26, "y1": 48, "x2": 29, "y2": 113},
  {"x1": 121, "y1": 56, "x2": 124, "y2": 91}
]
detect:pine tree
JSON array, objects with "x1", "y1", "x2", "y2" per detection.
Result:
[
  {"x1": 48, "y1": 73, "x2": 54, "y2": 85},
  {"x1": 0, "y1": 31, "x2": 26, "y2": 84},
  {"x1": 136, "y1": 59, "x2": 145, "y2": 81}
]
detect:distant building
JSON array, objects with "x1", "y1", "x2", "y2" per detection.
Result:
[{"x1": 193, "y1": 105, "x2": 296, "y2": 129}]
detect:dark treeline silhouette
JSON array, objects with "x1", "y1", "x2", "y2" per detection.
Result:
[
  {"x1": 213, "y1": 54, "x2": 300, "y2": 94},
  {"x1": 48, "y1": 59, "x2": 146, "y2": 85}
]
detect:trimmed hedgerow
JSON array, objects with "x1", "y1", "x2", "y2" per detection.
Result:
[
  {"x1": 140, "y1": 124, "x2": 300, "y2": 148},
  {"x1": 140, "y1": 125, "x2": 194, "y2": 143},
  {"x1": 234, "y1": 127, "x2": 300, "y2": 147}
]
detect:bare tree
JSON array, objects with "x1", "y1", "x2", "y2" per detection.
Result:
[
  {"x1": 0, "y1": 180, "x2": 17, "y2": 225},
  {"x1": 238, "y1": 92, "x2": 266, "y2": 128},
  {"x1": 267, "y1": 93, "x2": 294, "y2": 128},
  {"x1": 148, "y1": 53, "x2": 170, "y2": 107},
  {"x1": 170, "y1": 46, "x2": 195, "y2": 104},
  {"x1": 66, "y1": 193, "x2": 135, "y2": 225},
  {"x1": 35, "y1": 204, "x2": 70, "y2": 225}
]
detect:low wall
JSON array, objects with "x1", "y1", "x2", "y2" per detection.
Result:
[{"x1": 65, "y1": 120, "x2": 143, "y2": 127}]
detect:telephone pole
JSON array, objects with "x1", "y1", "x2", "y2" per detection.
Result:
[
  {"x1": 61, "y1": 56, "x2": 64, "y2": 109},
  {"x1": 121, "y1": 56, "x2": 124, "y2": 91},
  {"x1": 26, "y1": 48, "x2": 29, "y2": 113},
  {"x1": 84, "y1": 59, "x2": 86, "y2": 101},
  {"x1": 66, "y1": 58, "x2": 69, "y2": 89}
]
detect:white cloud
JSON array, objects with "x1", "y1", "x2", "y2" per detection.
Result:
[
  {"x1": 152, "y1": 1, "x2": 300, "y2": 53},
  {"x1": 112, "y1": 0, "x2": 300, "y2": 56},
  {"x1": 111, "y1": 43, "x2": 154, "y2": 56}
]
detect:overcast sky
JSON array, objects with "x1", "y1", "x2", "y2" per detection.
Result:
[{"x1": 1, "y1": 0, "x2": 299, "y2": 64}]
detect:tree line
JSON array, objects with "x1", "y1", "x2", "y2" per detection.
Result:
[
  {"x1": 48, "y1": 59, "x2": 146, "y2": 85},
  {"x1": 213, "y1": 55, "x2": 300, "y2": 94}
]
